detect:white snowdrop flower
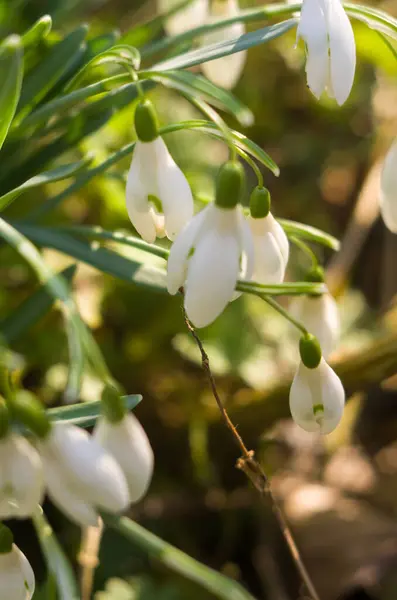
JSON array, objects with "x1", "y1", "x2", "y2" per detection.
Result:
[
  {"x1": 296, "y1": 0, "x2": 356, "y2": 105},
  {"x1": 126, "y1": 99, "x2": 194, "y2": 244},
  {"x1": 249, "y1": 213, "x2": 289, "y2": 284},
  {"x1": 94, "y1": 413, "x2": 154, "y2": 503},
  {"x1": 380, "y1": 139, "x2": 397, "y2": 233},
  {"x1": 0, "y1": 543, "x2": 35, "y2": 600},
  {"x1": 289, "y1": 293, "x2": 340, "y2": 358},
  {"x1": 167, "y1": 161, "x2": 254, "y2": 327},
  {"x1": 39, "y1": 423, "x2": 130, "y2": 527},
  {"x1": 158, "y1": 0, "x2": 209, "y2": 36},
  {"x1": 290, "y1": 357, "x2": 345, "y2": 434},
  {"x1": 201, "y1": 0, "x2": 246, "y2": 90},
  {"x1": 0, "y1": 434, "x2": 44, "y2": 520}
]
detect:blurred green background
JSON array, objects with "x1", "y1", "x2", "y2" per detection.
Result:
[{"x1": 3, "y1": 0, "x2": 397, "y2": 599}]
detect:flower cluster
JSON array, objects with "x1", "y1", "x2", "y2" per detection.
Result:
[{"x1": 0, "y1": 386, "x2": 153, "y2": 598}]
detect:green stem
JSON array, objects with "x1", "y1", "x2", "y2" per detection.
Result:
[
  {"x1": 236, "y1": 147, "x2": 263, "y2": 187},
  {"x1": 290, "y1": 235, "x2": 318, "y2": 268},
  {"x1": 102, "y1": 512, "x2": 256, "y2": 600},
  {"x1": 256, "y1": 293, "x2": 308, "y2": 334}
]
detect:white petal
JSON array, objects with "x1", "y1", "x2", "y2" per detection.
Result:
[
  {"x1": 126, "y1": 141, "x2": 159, "y2": 243},
  {"x1": 185, "y1": 207, "x2": 240, "y2": 327},
  {"x1": 40, "y1": 424, "x2": 130, "y2": 519},
  {"x1": 289, "y1": 358, "x2": 345, "y2": 434},
  {"x1": 201, "y1": 0, "x2": 246, "y2": 89},
  {"x1": 297, "y1": 0, "x2": 329, "y2": 99},
  {"x1": 237, "y1": 209, "x2": 255, "y2": 281},
  {"x1": 289, "y1": 294, "x2": 340, "y2": 358},
  {"x1": 166, "y1": 205, "x2": 209, "y2": 295},
  {"x1": 94, "y1": 414, "x2": 154, "y2": 503},
  {"x1": 327, "y1": 0, "x2": 356, "y2": 105},
  {"x1": 0, "y1": 545, "x2": 35, "y2": 600},
  {"x1": 380, "y1": 140, "x2": 397, "y2": 233},
  {"x1": 159, "y1": 0, "x2": 209, "y2": 36},
  {"x1": 267, "y1": 214, "x2": 289, "y2": 267},
  {"x1": 154, "y1": 137, "x2": 194, "y2": 240},
  {"x1": 0, "y1": 435, "x2": 44, "y2": 519},
  {"x1": 249, "y1": 214, "x2": 289, "y2": 284}
]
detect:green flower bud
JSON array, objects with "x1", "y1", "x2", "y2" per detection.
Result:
[
  {"x1": 0, "y1": 397, "x2": 10, "y2": 440},
  {"x1": 304, "y1": 266, "x2": 325, "y2": 283},
  {"x1": 134, "y1": 99, "x2": 159, "y2": 143},
  {"x1": 215, "y1": 160, "x2": 245, "y2": 209},
  {"x1": 299, "y1": 333, "x2": 322, "y2": 369},
  {"x1": 10, "y1": 391, "x2": 51, "y2": 439},
  {"x1": 0, "y1": 524, "x2": 13, "y2": 554},
  {"x1": 249, "y1": 186, "x2": 271, "y2": 219},
  {"x1": 101, "y1": 383, "x2": 126, "y2": 424}
]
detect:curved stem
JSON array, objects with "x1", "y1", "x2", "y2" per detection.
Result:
[
  {"x1": 256, "y1": 293, "x2": 308, "y2": 334},
  {"x1": 236, "y1": 147, "x2": 263, "y2": 187},
  {"x1": 290, "y1": 235, "x2": 318, "y2": 269}
]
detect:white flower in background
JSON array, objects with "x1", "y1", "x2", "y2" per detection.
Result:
[
  {"x1": 158, "y1": 0, "x2": 209, "y2": 36},
  {"x1": 248, "y1": 213, "x2": 289, "y2": 284},
  {"x1": 167, "y1": 201, "x2": 254, "y2": 327},
  {"x1": 0, "y1": 544, "x2": 35, "y2": 600},
  {"x1": 290, "y1": 357, "x2": 345, "y2": 434},
  {"x1": 289, "y1": 293, "x2": 340, "y2": 358},
  {"x1": 94, "y1": 413, "x2": 154, "y2": 503},
  {"x1": 201, "y1": 0, "x2": 246, "y2": 90},
  {"x1": 296, "y1": 0, "x2": 356, "y2": 105},
  {"x1": 0, "y1": 434, "x2": 44, "y2": 519},
  {"x1": 380, "y1": 139, "x2": 397, "y2": 233},
  {"x1": 126, "y1": 137, "x2": 194, "y2": 244},
  {"x1": 39, "y1": 423, "x2": 130, "y2": 527}
]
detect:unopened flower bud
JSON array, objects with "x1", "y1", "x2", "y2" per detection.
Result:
[
  {"x1": 101, "y1": 383, "x2": 126, "y2": 424},
  {"x1": 0, "y1": 541, "x2": 35, "y2": 599},
  {"x1": 215, "y1": 160, "x2": 245, "y2": 209},
  {"x1": 250, "y1": 186, "x2": 271, "y2": 219},
  {"x1": 299, "y1": 333, "x2": 322, "y2": 369},
  {"x1": 134, "y1": 99, "x2": 159, "y2": 143}
]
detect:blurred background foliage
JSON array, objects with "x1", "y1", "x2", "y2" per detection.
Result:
[{"x1": 3, "y1": 0, "x2": 397, "y2": 599}]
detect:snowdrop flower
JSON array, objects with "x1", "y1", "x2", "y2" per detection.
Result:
[
  {"x1": 0, "y1": 434, "x2": 44, "y2": 519},
  {"x1": 248, "y1": 187, "x2": 289, "y2": 284},
  {"x1": 380, "y1": 139, "x2": 397, "y2": 233},
  {"x1": 296, "y1": 0, "x2": 356, "y2": 105},
  {"x1": 289, "y1": 293, "x2": 340, "y2": 358},
  {"x1": 201, "y1": 0, "x2": 246, "y2": 90},
  {"x1": 158, "y1": 0, "x2": 209, "y2": 36},
  {"x1": 0, "y1": 541, "x2": 35, "y2": 600},
  {"x1": 39, "y1": 423, "x2": 130, "y2": 527},
  {"x1": 167, "y1": 160, "x2": 254, "y2": 327},
  {"x1": 126, "y1": 99, "x2": 194, "y2": 243},
  {"x1": 290, "y1": 334, "x2": 345, "y2": 434},
  {"x1": 94, "y1": 412, "x2": 154, "y2": 503}
]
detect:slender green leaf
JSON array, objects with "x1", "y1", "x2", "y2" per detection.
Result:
[
  {"x1": 0, "y1": 156, "x2": 93, "y2": 212},
  {"x1": 154, "y1": 19, "x2": 297, "y2": 71},
  {"x1": 85, "y1": 31, "x2": 120, "y2": 61},
  {"x1": 346, "y1": 3, "x2": 397, "y2": 40},
  {"x1": 0, "y1": 36, "x2": 23, "y2": 151},
  {"x1": 32, "y1": 510, "x2": 80, "y2": 600},
  {"x1": 279, "y1": 219, "x2": 340, "y2": 251},
  {"x1": 15, "y1": 26, "x2": 88, "y2": 120},
  {"x1": 1, "y1": 265, "x2": 77, "y2": 344},
  {"x1": 21, "y1": 15, "x2": 52, "y2": 49},
  {"x1": 47, "y1": 394, "x2": 142, "y2": 427},
  {"x1": 142, "y1": 69, "x2": 254, "y2": 126},
  {"x1": 236, "y1": 280, "x2": 327, "y2": 296},
  {"x1": 103, "y1": 513, "x2": 257, "y2": 600}
]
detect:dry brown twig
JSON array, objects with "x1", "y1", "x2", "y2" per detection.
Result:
[{"x1": 184, "y1": 310, "x2": 320, "y2": 600}]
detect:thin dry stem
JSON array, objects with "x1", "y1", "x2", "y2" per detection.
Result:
[
  {"x1": 184, "y1": 310, "x2": 320, "y2": 600},
  {"x1": 79, "y1": 521, "x2": 104, "y2": 600}
]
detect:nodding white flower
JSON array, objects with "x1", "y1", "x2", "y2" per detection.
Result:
[
  {"x1": 126, "y1": 137, "x2": 194, "y2": 244},
  {"x1": 289, "y1": 293, "x2": 340, "y2": 358},
  {"x1": 297, "y1": 0, "x2": 356, "y2": 105},
  {"x1": 380, "y1": 140, "x2": 397, "y2": 233},
  {"x1": 158, "y1": 0, "x2": 209, "y2": 36},
  {"x1": 39, "y1": 423, "x2": 130, "y2": 527},
  {"x1": 248, "y1": 213, "x2": 289, "y2": 284},
  {"x1": 0, "y1": 544, "x2": 35, "y2": 600},
  {"x1": 201, "y1": 0, "x2": 246, "y2": 90},
  {"x1": 290, "y1": 358, "x2": 345, "y2": 434},
  {"x1": 167, "y1": 202, "x2": 254, "y2": 327},
  {"x1": 94, "y1": 413, "x2": 154, "y2": 503},
  {"x1": 0, "y1": 434, "x2": 44, "y2": 519}
]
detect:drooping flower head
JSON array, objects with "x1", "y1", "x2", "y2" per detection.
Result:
[
  {"x1": 126, "y1": 99, "x2": 194, "y2": 243},
  {"x1": 158, "y1": 0, "x2": 209, "y2": 36},
  {"x1": 201, "y1": 0, "x2": 246, "y2": 90},
  {"x1": 0, "y1": 526, "x2": 35, "y2": 600},
  {"x1": 297, "y1": 0, "x2": 356, "y2": 105},
  {"x1": 167, "y1": 160, "x2": 254, "y2": 327}
]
